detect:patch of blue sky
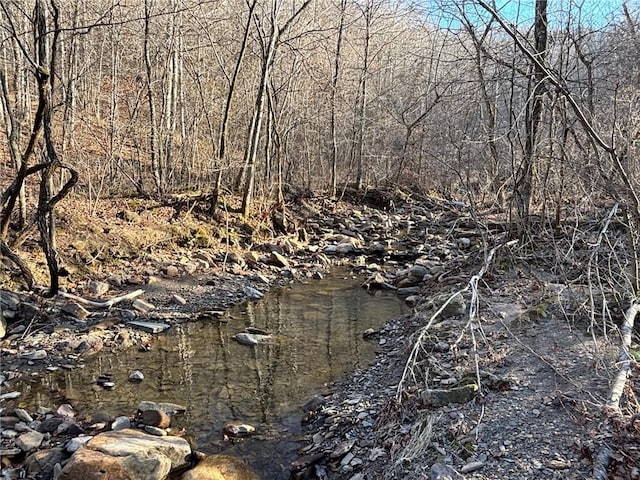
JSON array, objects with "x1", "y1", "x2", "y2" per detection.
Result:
[{"x1": 418, "y1": 0, "x2": 635, "y2": 30}]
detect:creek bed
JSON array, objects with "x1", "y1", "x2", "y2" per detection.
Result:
[{"x1": 16, "y1": 271, "x2": 407, "y2": 478}]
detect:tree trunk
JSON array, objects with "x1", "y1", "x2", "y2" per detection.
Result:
[
  {"x1": 143, "y1": 0, "x2": 162, "y2": 194},
  {"x1": 515, "y1": 0, "x2": 547, "y2": 228},
  {"x1": 329, "y1": 0, "x2": 346, "y2": 197},
  {"x1": 353, "y1": 2, "x2": 372, "y2": 191},
  {"x1": 212, "y1": 0, "x2": 257, "y2": 213},
  {"x1": 241, "y1": 0, "x2": 313, "y2": 217}
]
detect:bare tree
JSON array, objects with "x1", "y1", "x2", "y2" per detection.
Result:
[
  {"x1": 0, "y1": 0, "x2": 78, "y2": 295},
  {"x1": 240, "y1": 0, "x2": 313, "y2": 217}
]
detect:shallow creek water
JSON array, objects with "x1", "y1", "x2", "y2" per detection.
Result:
[{"x1": 17, "y1": 272, "x2": 407, "y2": 478}]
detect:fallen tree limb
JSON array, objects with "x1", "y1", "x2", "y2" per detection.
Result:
[
  {"x1": 591, "y1": 302, "x2": 639, "y2": 480},
  {"x1": 397, "y1": 239, "x2": 518, "y2": 398},
  {"x1": 607, "y1": 302, "x2": 639, "y2": 411},
  {"x1": 58, "y1": 289, "x2": 145, "y2": 309}
]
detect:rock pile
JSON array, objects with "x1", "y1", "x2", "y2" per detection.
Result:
[{"x1": 0, "y1": 399, "x2": 257, "y2": 480}]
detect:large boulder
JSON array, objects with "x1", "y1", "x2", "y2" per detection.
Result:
[
  {"x1": 0, "y1": 290, "x2": 21, "y2": 339},
  {"x1": 180, "y1": 455, "x2": 258, "y2": 480},
  {"x1": 57, "y1": 429, "x2": 191, "y2": 480}
]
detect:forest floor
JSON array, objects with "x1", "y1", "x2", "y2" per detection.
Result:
[{"x1": 1, "y1": 190, "x2": 639, "y2": 479}]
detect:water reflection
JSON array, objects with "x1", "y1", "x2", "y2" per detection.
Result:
[{"x1": 18, "y1": 272, "x2": 407, "y2": 478}]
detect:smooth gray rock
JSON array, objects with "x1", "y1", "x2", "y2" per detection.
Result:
[
  {"x1": 14, "y1": 408, "x2": 34, "y2": 423},
  {"x1": 460, "y1": 461, "x2": 484, "y2": 473},
  {"x1": 144, "y1": 425, "x2": 167, "y2": 436},
  {"x1": 232, "y1": 332, "x2": 272, "y2": 346},
  {"x1": 0, "y1": 448, "x2": 22, "y2": 457},
  {"x1": 397, "y1": 287, "x2": 420, "y2": 297},
  {"x1": 430, "y1": 463, "x2": 464, "y2": 480},
  {"x1": 21, "y1": 350, "x2": 47, "y2": 361},
  {"x1": 409, "y1": 265, "x2": 430, "y2": 278},
  {"x1": 66, "y1": 435, "x2": 92, "y2": 453},
  {"x1": 420, "y1": 384, "x2": 478, "y2": 408},
  {"x1": 111, "y1": 416, "x2": 131, "y2": 431},
  {"x1": 0, "y1": 391, "x2": 21, "y2": 400},
  {"x1": 243, "y1": 286, "x2": 264, "y2": 300},
  {"x1": 57, "y1": 404, "x2": 75, "y2": 418},
  {"x1": 136, "y1": 401, "x2": 187, "y2": 415}
]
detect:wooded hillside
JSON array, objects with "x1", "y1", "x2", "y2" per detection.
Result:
[{"x1": 2, "y1": 0, "x2": 640, "y2": 291}]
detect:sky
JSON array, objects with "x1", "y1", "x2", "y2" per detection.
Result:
[{"x1": 428, "y1": 0, "x2": 635, "y2": 30}]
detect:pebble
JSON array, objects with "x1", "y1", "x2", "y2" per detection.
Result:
[
  {"x1": 111, "y1": 416, "x2": 131, "y2": 431},
  {"x1": 15, "y1": 430, "x2": 45, "y2": 451},
  {"x1": 22, "y1": 350, "x2": 47, "y2": 361},
  {"x1": 57, "y1": 404, "x2": 75, "y2": 418},
  {"x1": 66, "y1": 435, "x2": 92, "y2": 453},
  {"x1": 244, "y1": 286, "x2": 264, "y2": 300},
  {"x1": 14, "y1": 408, "x2": 34, "y2": 423},
  {"x1": 172, "y1": 294, "x2": 187, "y2": 305},
  {"x1": 144, "y1": 425, "x2": 167, "y2": 436},
  {"x1": 340, "y1": 452, "x2": 355, "y2": 466},
  {"x1": 0, "y1": 391, "x2": 21, "y2": 400},
  {"x1": 548, "y1": 458, "x2": 570, "y2": 469},
  {"x1": 0, "y1": 448, "x2": 22, "y2": 457},
  {"x1": 165, "y1": 265, "x2": 179, "y2": 277},
  {"x1": 460, "y1": 462, "x2": 484, "y2": 473},
  {"x1": 1, "y1": 429, "x2": 18, "y2": 439},
  {"x1": 131, "y1": 299, "x2": 156, "y2": 313},
  {"x1": 128, "y1": 370, "x2": 144, "y2": 382},
  {"x1": 223, "y1": 422, "x2": 255, "y2": 437}
]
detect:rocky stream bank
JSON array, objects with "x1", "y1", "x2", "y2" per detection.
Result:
[{"x1": 1, "y1": 193, "x2": 638, "y2": 479}]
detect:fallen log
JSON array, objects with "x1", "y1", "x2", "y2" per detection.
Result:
[
  {"x1": 591, "y1": 302, "x2": 639, "y2": 480},
  {"x1": 58, "y1": 289, "x2": 145, "y2": 309}
]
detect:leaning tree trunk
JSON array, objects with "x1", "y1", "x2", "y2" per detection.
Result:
[
  {"x1": 212, "y1": 0, "x2": 257, "y2": 213},
  {"x1": 240, "y1": 0, "x2": 313, "y2": 217}
]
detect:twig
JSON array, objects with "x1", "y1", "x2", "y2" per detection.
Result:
[
  {"x1": 586, "y1": 203, "x2": 619, "y2": 344},
  {"x1": 397, "y1": 239, "x2": 518, "y2": 398},
  {"x1": 58, "y1": 289, "x2": 145, "y2": 308}
]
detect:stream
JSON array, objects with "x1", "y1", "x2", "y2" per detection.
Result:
[{"x1": 16, "y1": 271, "x2": 407, "y2": 478}]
